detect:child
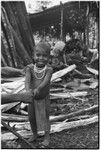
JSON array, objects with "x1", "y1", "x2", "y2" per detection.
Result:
[{"x1": 25, "y1": 41, "x2": 53, "y2": 147}]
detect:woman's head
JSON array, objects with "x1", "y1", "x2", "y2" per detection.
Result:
[{"x1": 33, "y1": 42, "x2": 51, "y2": 68}]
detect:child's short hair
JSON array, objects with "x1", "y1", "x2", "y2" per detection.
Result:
[{"x1": 35, "y1": 41, "x2": 51, "y2": 55}]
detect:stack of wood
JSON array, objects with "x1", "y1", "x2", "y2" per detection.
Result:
[
  {"x1": 1, "y1": 64, "x2": 98, "y2": 148},
  {"x1": 1, "y1": 1, "x2": 34, "y2": 68}
]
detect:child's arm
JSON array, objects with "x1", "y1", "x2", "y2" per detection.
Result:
[
  {"x1": 34, "y1": 67, "x2": 53, "y2": 98},
  {"x1": 25, "y1": 67, "x2": 31, "y2": 91}
]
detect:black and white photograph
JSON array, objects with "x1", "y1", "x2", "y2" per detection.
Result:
[{"x1": 1, "y1": 0, "x2": 99, "y2": 149}]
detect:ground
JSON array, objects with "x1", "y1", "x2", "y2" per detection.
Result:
[{"x1": 2, "y1": 122, "x2": 99, "y2": 149}]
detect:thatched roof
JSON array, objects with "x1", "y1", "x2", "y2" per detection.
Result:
[{"x1": 29, "y1": 1, "x2": 99, "y2": 32}]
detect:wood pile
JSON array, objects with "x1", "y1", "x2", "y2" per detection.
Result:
[
  {"x1": 1, "y1": 2, "x2": 99, "y2": 148},
  {"x1": 1, "y1": 63, "x2": 98, "y2": 148}
]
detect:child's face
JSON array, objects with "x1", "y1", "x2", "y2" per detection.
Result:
[{"x1": 34, "y1": 47, "x2": 50, "y2": 68}]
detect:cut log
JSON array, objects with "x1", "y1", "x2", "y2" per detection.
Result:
[
  {"x1": 1, "y1": 67, "x2": 24, "y2": 78},
  {"x1": 89, "y1": 81, "x2": 98, "y2": 89},
  {"x1": 2, "y1": 105, "x2": 98, "y2": 123},
  {"x1": 1, "y1": 78, "x2": 25, "y2": 93},
  {"x1": 50, "y1": 105, "x2": 98, "y2": 122},
  {"x1": 1, "y1": 120, "x2": 35, "y2": 148},
  {"x1": 86, "y1": 66, "x2": 98, "y2": 75},
  {"x1": 52, "y1": 78, "x2": 62, "y2": 82},
  {"x1": 51, "y1": 64, "x2": 76, "y2": 81},
  {"x1": 1, "y1": 91, "x2": 87, "y2": 105},
  {"x1": 2, "y1": 114, "x2": 93, "y2": 131},
  {"x1": 51, "y1": 115, "x2": 98, "y2": 133},
  {"x1": 1, "y1": 102, "x2": 20, "y2": 113},
  {"x1": 1, "y1": 91, "x2": 33, "y2": 104},
  {"x1": 50, "y1": 91, "x2": 87, "y2": 98},
  {"x1": 50, "y1": 88, "x2": 65, "y2": 92},
  {"x1": 1, "y1": 77, "x2": 24, "y2": 83},
  {"x1": 2, "y1": 113, "x2": 28, "y2": 122},
  {"x1": 1, "y1": 115, "x2": 98, "y2": 141}
]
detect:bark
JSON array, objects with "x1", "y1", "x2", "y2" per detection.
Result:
[
  {"x1": 1, "y1": 28, "x2": 13, "y2": 67},
  {"x1": 2, "y1": 3, "x2": 24, "y2": 68},
  {"x1": 1, "y1": 77, "x2": 24, "y2": 83},
  {"x1": 51, "y1": 115, "x2": 98, "y2": 133},
  {"x1": 50, "y1": 91, "x2": 87, "y2": 98},
  {"x1": 86, "y1": 66, "x2": 98, "y2": 75},
  {"x1": 1, "y1": 66, "x2": 24, "y2": 78},
  {"x1": 2, "y1": 105, "x2": 98, "y2": 123},
  {"x1": 51, "y1": 64, "x2": 76, "y2": 81},
  {"x1": 1, "y1": 2, "x2": 34, "y2": 67},
  {"x1": 10, "y1": 2, "x2": 34, "y2": 56},
  {"x1": 1, "y1": 115, "x2": 98, "y2": 141},
  {"x1": 2, "y1": 2, "x2": 22, "y2": 40},
  {"x1": 1, "y1": 91, "x2": 33, "y2": 104},
  {"x1": 1, "y1": 102, "x2": 20, "y2": 113},
  {"x1": 12, "y1": 27, "x2": 32, "y2": 66},
  {"x1": 50, "y1": 105, "x2": 98, "y2": 122},
  {"x1": 2, "y1": 113, "x2": 28, "y2": 122},
  {"x1": 1, "y1": 6, "x2": 17, "y2": 67},
  {"x1": 1, "y1": 54, "x2": 8, "y2": 67}
]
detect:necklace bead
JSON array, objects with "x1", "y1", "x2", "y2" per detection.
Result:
[{"x1": 34, "y1": 64, "x2": 46, "y2": 79}]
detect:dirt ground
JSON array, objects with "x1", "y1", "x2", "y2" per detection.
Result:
[
  {"x1": 1, "y1": 87, "x2": 99, "y2": 149},
  {"x1": 2, "y1": 122, "x2": 99, "y2": 149}
]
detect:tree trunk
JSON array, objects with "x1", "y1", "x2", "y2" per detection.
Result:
[
  {"x1": 10, "y1": 2, "x2": 34, "y2": 56},
  {"x1": 12, "y1": 27, "x2": 32, "y2": 66},
  {"x1": 1, "y1": 54, "x2": 8, "y2": 67},
  {"x1": 1, "y1": 6, "x2": 18, "y2": 68},
  {"x1": 1, "y1": 28, "x2": 14, "y2": 67}
]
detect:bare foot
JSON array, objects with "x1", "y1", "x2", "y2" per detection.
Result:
[
  {"x1": 41, "y1": 135, "x2": 50, "y2": 147},
  {"x1": 28, "y1": 134, "x2": 37, "y2": 142}
]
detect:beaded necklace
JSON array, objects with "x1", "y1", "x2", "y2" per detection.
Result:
[{"x1": 34, "y1": 64, "x2": 47, "y2": 79}]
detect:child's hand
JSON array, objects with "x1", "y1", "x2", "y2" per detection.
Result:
[{"x1": 33, "y1": 88, "x2": 40, "y2": 99}]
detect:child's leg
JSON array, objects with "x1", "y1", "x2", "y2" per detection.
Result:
[
  {"x1": 28, "y1": 102, "x2": 37, "y2": 142},
  {"x1": 42, "y1": 98, "x2": 50, "y2": 146}
]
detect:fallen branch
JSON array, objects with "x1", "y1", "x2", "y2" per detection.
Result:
[
  {"x1": 1, "y1": 114, "x2": 92, "y2": 131},
  {"x1": 86, "y1": 66, "x2": 98, "y2": 75},
  {"x1": 50, "y1": 105, "x2": 98, "y2": 122},
  {"x1": 1, "y1": 120, "x2": 34, "y2": 148},
  {"x1": 1, "y1": 76, "x2": 24, "y2": 83},
  {"x1": 51, "y1": 64, "x2": 76, "y2": 81},
  {"x1": 2, "y1": 115, "x2": 98, "y2": 141},
  {"x1": 1, "y1": 66, "x2": 24, "y2": 78},
  {"x1": 50, "y1": 91, "x2": 87, "y2": 98},
  {"x1": 51, "y1": 115, "x2": 98, "y2": 133},
  {"x1": 2, "y1": 105, "x2": 98, "y2": 123},
  {"x1": 1, "y1": 102, "x2": 20, "y2": 113},
  {"x1": 1, "y1": 90, "x2": 87, "y2": 105},
  {"x1": 2, "y1": 113, "x2": 28, "y2": 122}
]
